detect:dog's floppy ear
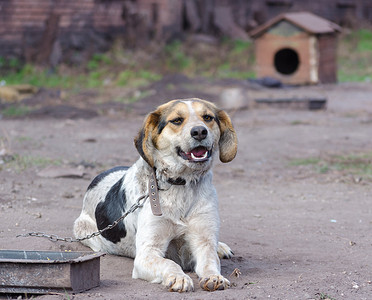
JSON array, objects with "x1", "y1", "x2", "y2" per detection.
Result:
[
  {"x1": 134, "y1": 110, "x2": 161, "y2": 167},
  {"x1": 216, "y1": 109, "x2": 238, "y2": 163}
]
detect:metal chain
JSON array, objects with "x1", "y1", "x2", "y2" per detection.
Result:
[{"x1": 17, "y1": 194, "x2": 148, "y2": 243}]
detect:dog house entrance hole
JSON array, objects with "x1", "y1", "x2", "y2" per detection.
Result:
[{"x1": 274, "y1": 48, "x2": 299, "y2": 75}]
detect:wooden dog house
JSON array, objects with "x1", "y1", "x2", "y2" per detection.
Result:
[{"x1": 250, "y1": 12, "x2": 341, "y2": 85}]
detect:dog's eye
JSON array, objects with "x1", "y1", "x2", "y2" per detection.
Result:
[
  {"x1": 170, "y1": 117, "x2": 184, "y2": 125},
  {"x1": 203, "y1": 115, "x2": 214, "y2": 122}
]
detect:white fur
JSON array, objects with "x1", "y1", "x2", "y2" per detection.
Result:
[{"x1": 73, "y1": 99, "x2": 234, "y2": 292}]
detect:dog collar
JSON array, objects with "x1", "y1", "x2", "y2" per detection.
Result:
[
  {"x1": 167, "y1": 177, "x2": 186, "y2": 185},
  {"x1": 148, "y1": 168, "x2": 187, "y2": 216},
  {"x1": 149, "y1": 169, "x2": 162, "y2": 216}
]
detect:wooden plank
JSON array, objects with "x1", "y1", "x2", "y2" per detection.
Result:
[{"x1": 255, "y1": 97, "x2": 327, "y2": 110}]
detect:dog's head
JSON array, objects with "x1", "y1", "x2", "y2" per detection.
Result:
[{"x1": 134, "y1": 98, "x2": 237, "y2": 173}]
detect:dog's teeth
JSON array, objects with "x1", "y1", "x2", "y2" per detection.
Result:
[{"x1": 191, "y1": 151, "x2": 208, "y2": 160}]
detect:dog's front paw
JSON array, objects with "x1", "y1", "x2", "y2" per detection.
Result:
[
  {"x1": 165, "y1": 273, "x2": 194, "y2": 292},
  {"x1": 199, "y1": 275, "x2": 230, "y2": 291},
  {"x1": 218, "y1": 241, "x2": 234, "y2": 259}
]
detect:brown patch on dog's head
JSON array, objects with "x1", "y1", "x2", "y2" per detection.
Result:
[{"x1": 134, "y1": 100, "x2": 183, "y2": 167}]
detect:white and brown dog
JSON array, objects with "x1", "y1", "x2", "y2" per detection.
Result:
[{"x1": 73, "y1": 98, "x2": 238, "y2": 292}]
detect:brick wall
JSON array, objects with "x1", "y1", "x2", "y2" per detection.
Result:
[{"x1": 0, "y1": 0, "x2": 125, "y2": 62}]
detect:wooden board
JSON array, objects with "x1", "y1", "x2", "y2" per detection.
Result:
[{"x1": 255, "y1": 97, "x2": 327, "y2": 110}]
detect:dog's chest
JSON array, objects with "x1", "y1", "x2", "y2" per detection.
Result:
[{"x1": 159, "y1": 186, "x2": 197, "y2": 219}]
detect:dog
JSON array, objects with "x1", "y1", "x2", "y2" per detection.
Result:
[{"x1": 73, "y1": 98, "x2": 238, "y2": 292}]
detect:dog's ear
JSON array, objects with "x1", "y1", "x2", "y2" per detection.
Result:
[
  {"x1": 216, "y1": 109, "x2": 238, "y2": 163},
  {"x1": 134, "y1": 111, "x2": 161, "y2": 167}
]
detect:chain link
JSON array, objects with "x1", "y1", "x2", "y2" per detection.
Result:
[{"x1": 17, "y1": 194, "x2": 148, "y2": 243}]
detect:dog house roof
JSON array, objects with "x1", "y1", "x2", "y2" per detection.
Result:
[{"x1": 250, "y1": 11, "x2": 341, "y2": 38}]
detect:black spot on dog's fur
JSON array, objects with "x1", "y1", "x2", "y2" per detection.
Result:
[
  {"x1": 87, "y1": 166, "x2": 129, "y2": 191},
  {"x1": 95, "y1": 176, "x2": 127, "y2": 243},
  {"x1": 157, "y1": 119, "x2": 167, "y2": 134}
]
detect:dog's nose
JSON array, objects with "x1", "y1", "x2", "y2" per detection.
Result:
[{"x1": 191, "y1": 126, "x2": 208, "y2": 141}]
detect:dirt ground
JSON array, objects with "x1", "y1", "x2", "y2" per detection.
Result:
[{"x1": 1, "y1": 79, "x2": 372, "y2": 300}]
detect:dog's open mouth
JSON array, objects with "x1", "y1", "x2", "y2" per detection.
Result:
[{"x1": 177, "y1": 146, "x2": 212, "y2": 163}]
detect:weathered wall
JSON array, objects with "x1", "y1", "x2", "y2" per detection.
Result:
[
  {"x1": 0, "y1": 0, "x2": 371, "y2": 65},
  {"x1": 317, "y1": 34, "x2": 338, "y2": 84},
  {"x1": 0, "y1": 0, "x2": 125, "y2": 64}
]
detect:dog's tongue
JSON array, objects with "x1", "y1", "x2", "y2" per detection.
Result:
[{"x1": 191, "y1": 147, "x2": 207, "y2": 157}]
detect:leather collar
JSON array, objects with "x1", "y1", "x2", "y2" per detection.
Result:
[
  {"x1": 149, "y1": 169, "x2": 162, "y2": 216},
  {"x1": 149, "y1": 168, "x2": 186, "y2": 216}
]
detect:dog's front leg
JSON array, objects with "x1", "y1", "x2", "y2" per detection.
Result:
[
  {"x1": 132, "y1": 218, "x2": 194, "y2": 292},
  {"x1": 186, "y1": 215, "x2": 231, "y2": 292}
]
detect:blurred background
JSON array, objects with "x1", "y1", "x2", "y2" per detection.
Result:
[{"x1": 0, "y1": 0, "x2": 371, "y2": 114}]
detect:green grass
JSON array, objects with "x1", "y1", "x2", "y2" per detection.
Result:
[
  {"x1": 231, "y1": 39, "x2": 253, "y2": 54},
  {"x1": 316, "y1": 293, "x2": 336, "y2": 300},
  {"x1": 330, "y1": 153, "x2": 372, "y2": 176},
  {"x1": 4, "y1": 28, "x2": 372, "y2": 89},
  {"x1": 164, "y1": 41, "x2": 193, "y2": 72},
  {"x1": 1, "y1": 64, "x2": 163, "y2": 89},
  {"x1": 338, "y1": 71, "x2": 371, "y2": 82},
  {"x1": 5, "y1": 154, "x2": 61, "y2": 172},
  {"x1": 155, "y1": 38, "x2": 256, "y2": 79},
  {"x1": 1, "y1": 105, "x2": 31, "y2": 117},
  {"x1": 205, "y1": 39, "x2": 255, "y2": 79},
  {"x1": 338, "y1": 28, "x2": 372, "y2": 82},
  {"x1": 3, "y1": 64, "x2": 78, "y2": 88},
  {"x1": 355, "y1": 29, "x2": 372, "y2": 52},
  {"x1": 114, "y1": 89, "x2": 155, "y2": 103},
  {"x1": 115, "y1": 70, "x2": 161, "y2": 87},
  {"x1": 290, "y1": 120, "x2": 310, "y2": 125},
  {"x1": 290, "y1": 157, "x2": 321, "y2": 166},
  {"x1": 87, "y1": 53, "x2": 112, "y2": 70},
  {"x1": 290, "y1": 152, "x2": 372, "y2": 180},
  {"x1": 0, "y1": 56, "x2": 21, "y2": 70},
  {"x1": 0, "y1": 38, "x2": 258, "y2": 90},
  {"x1": 216, "y1": 68, "x2": 256, "y2": 79},
  {"x1": 0, "y1": 28, "x2": 371, "y2": 87}
]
